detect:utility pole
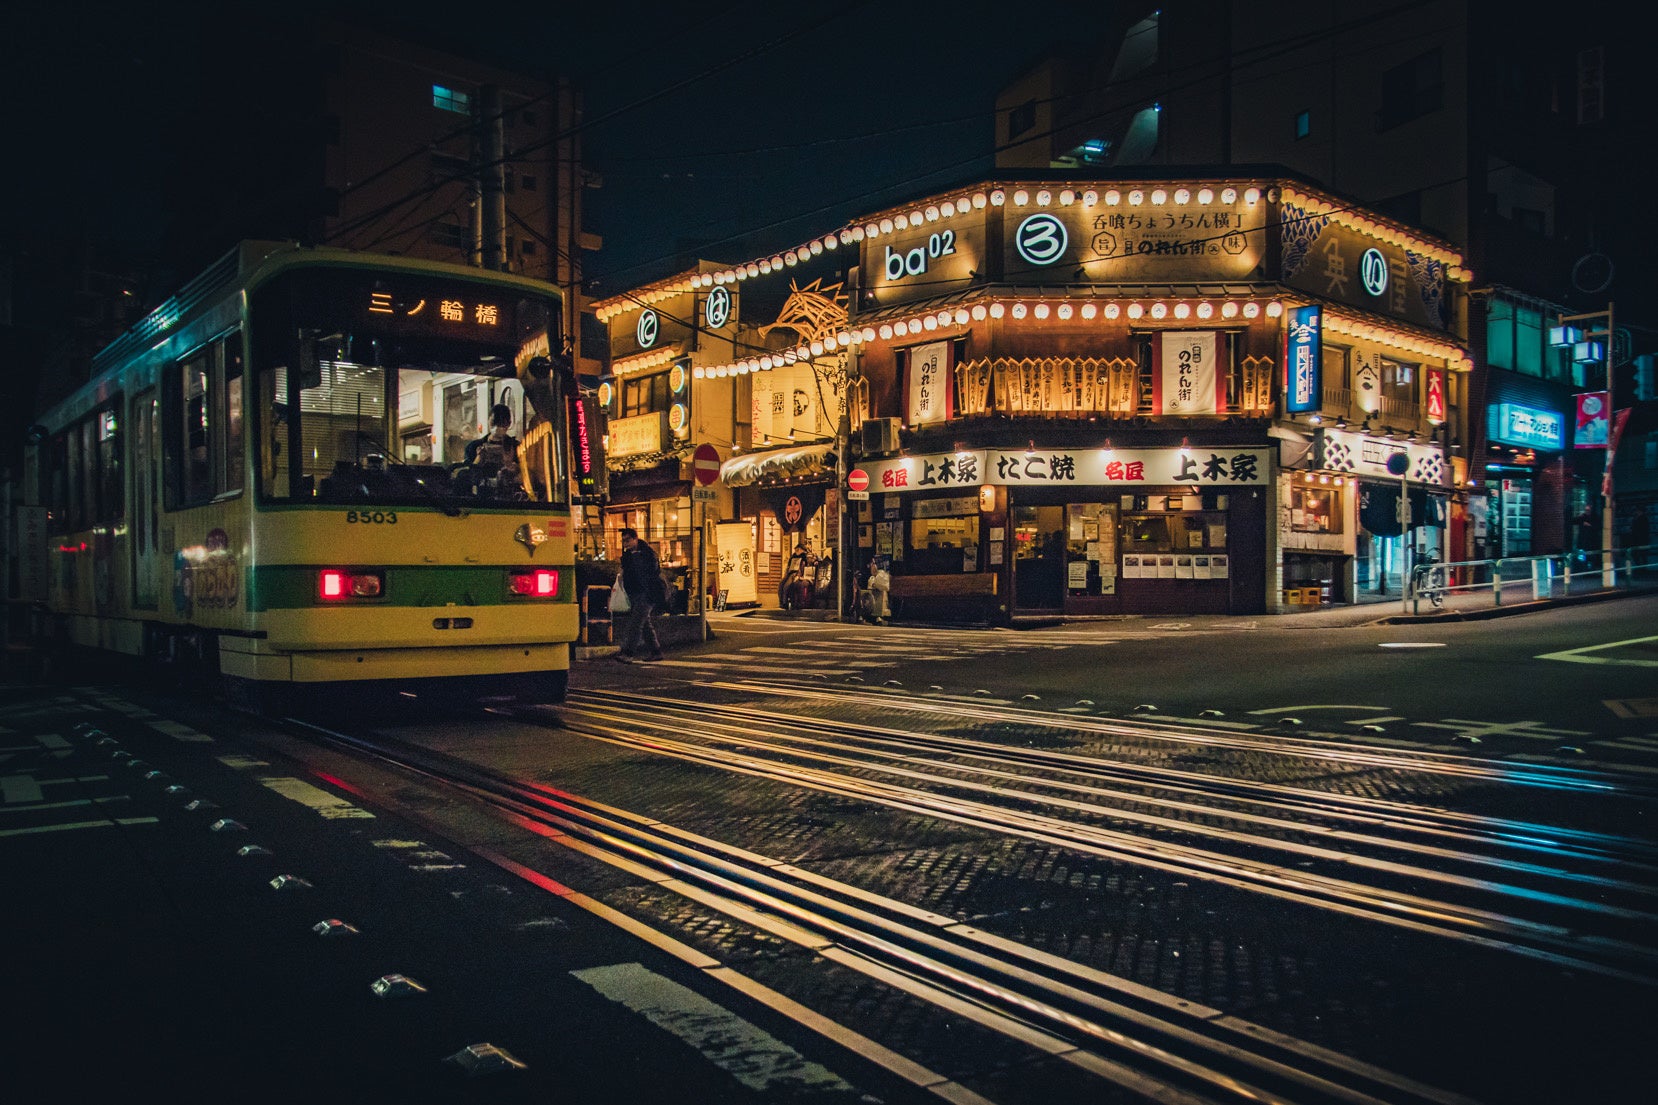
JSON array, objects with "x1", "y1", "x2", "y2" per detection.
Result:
[
  {"x1": 1558, "y1": 305, "x2": 1617, "y2": 586},
  {"x1": 834, "y1": 360, "x2": 853, "y2": 621},
  {"x1": 479, "y1": 85, "x2": 506, "y2": 271}
]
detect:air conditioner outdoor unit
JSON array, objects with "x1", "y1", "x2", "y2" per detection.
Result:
[{"x1": 860, "y1": 417, "x2": 901, "y2": 455}]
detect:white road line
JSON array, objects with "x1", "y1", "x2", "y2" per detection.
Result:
[
  {"x1": 0, "y1": 796, "x2": 132, "y2": 814},
  {"x1": 651, "y1": 660, "x2": 859, "y2": 676},
  {"x1": 1248, "y1": 705, "x2": 1391, "y2": 714},
  {"x1": 257, "y1": 776, "x2": 375, "y2": 819},
  {"x1": 1153, "y1": 716, "x2": 1264, "y2": 731},
  {"x1": 2, "y1": 775, "x2": 45, "y2": 803},
  {"x1": 0, "y1": 817, "x2": 158, "y2": 838},
  {"x1": 1537, "y1": 636, "x2": 1658, "y2": 667},
  {"x1": 570, "y1": 962, "x2": 854, "y2": 1095}
]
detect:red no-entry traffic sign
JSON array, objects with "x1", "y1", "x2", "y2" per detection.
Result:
[
  {"x1": 847, "y1": 468, "x2": 869, "y2": 493},
  {"x1": 692, "y1": 443, "x2": 722, "y2": 486}
]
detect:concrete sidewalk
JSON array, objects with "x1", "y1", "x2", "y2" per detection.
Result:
[
  {"x1": 706, "y1": 578, "x2": 1658, "y2": 630},
  {"x1": 571, "y1": 578, "x2": 1658, "y2": 660}
]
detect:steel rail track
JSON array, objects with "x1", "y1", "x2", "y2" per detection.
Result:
[
  {"x1": 541, "y1": 692, "x2": 1658, "y2": 982},
  {"x1": 285, "y1": 715, "x2": 1482, "y2": 1105},
  {"x1": 688, "y1": 677, "x2": 1658, "y2": 799},
  {"x1": 574, "y1": 688, "x2": 1658, "y2": 874}
]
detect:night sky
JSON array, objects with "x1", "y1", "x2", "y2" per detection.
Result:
[{"x1": 5, "y1": 0, "x2": 1103, "y2": 293}]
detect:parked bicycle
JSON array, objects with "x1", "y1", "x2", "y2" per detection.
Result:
[{"x1": 1412, "y1": 550, "x2": 1445, "y2": 608}]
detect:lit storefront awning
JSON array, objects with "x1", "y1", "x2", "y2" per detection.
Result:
[{"x1": 719, "y1": 443, "x2": 835, "y2": 487}]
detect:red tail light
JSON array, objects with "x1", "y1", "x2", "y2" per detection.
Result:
[
  {"x1": 508, "y1": 568, "x2": 559, "y2": 597},
  {"x1": 318, "y1": 569, "x2": 384, "y2": 601}
]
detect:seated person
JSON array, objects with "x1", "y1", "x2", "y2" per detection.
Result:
[{"x1": 465, "y1": 403, "x2": 519, "y2": 470}]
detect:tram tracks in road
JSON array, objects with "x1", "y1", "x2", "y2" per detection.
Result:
[
  {"x1": 548, "y1": 688, "x2": 1658, "y2": 985},
  {"x1": 286, "y1": 712, "x2": 1483, "y2": 1105}
]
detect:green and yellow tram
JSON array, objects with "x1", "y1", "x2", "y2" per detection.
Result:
[{"x1": 22, "y1": 241, "x2": 581, "y2": 708}]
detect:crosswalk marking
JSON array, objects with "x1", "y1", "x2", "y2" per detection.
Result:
[
  {"x1": 635, "y1": 628, "x2": 1120, "y2": 688},
  {"x1": 571, "y1": 962, "x2": 854, "y2": 1095},
  {"x1": 148, "y1": 720, "x2": 214, "y2": 743}
]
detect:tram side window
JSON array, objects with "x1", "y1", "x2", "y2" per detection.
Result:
[
  {"x1": 163, "y1": 332, "x2": 244, "y2": 509},
  {"x1": 45, "y1": 433, "x2": 69, "y2": 534},
  {"x1": 78, "y1": 419, "x2": 97, "y2": 529},
  {"x1": 221, "y1": 335, "x2": 244, "y2": 493},
  {"x1": 96, "y1": 406, "x2": 123, "y2": 523},
  {"x1": 182, "y1": 353, "x2": 213, "y2": 503}
]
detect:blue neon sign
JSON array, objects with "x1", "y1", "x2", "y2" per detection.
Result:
[
  {"x1": 1490, "y1": 402, "x2": 1564, "y2": 450},
  {"x1": 1285, "y1": 305, "x2": 1322, "y2": 413}
]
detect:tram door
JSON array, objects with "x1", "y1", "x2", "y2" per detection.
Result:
[{"x1": 131, "y1": 389, "x2": 161, "y2": 610}]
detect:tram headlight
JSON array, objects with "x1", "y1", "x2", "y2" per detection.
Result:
[
  {"x1": 508, "y1": 569, "x2": 559, "y2": 598},
  {"x1": 318, "y1": 569, "x2": 385, "y2": 601}
]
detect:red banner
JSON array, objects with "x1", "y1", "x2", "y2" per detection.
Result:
[
  {"x1": 1602, "y1": 407, "x2": 1632, "y2": 497},
  {"x1": 1426, "y1": 367, "x2": 1445, "y2": 423}
]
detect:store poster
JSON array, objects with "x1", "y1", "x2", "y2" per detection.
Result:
[
  {"x1": 715, "y1": 522, "x2": 757, "y2": 605},
  {"x1": 1152, "y1": 331, "x2": 1222, "y2": 415}
]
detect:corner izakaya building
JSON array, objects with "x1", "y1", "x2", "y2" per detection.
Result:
[{"x1": 598, "y1": 172, "x2": 1473, "y2": 622}]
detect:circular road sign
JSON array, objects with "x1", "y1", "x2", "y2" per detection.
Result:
[
  {"x1": 692, "y1": 443, "x2": 722, "y2": 486},
  {"x1": 847, "y1": 468, "x2": 870, "y2": 493}
]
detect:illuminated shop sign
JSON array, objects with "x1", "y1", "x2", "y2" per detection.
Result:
[
  {"x1": 1002, "y1": 184, "x2": 1265, "y2": 283},
  {"x1": 1490, "y1": 403, "x2": 1564, "y2": 451},
  {"x1": 607, "y1": 411, "x2": 669, "y2": 457},
  {"x1": 907, "y1": 340, "x2": 953, "y2": 425},
  {"x1": 1284, "y1": 306, "x2": 1322, "y2": 413},
  {"x1": 609, "y1": 291, "x2": 692, "y2": 358},
  {"x1": 702, "y1": 285, "x2": 732, "y2": 329},
  {"x1": 635, "y1": 310, "x2": 659, "y2": 348},
  {"x1": 860, "y1": 210, "x2": 985, "y2": 309},
  {"x1": 568, "y1": 393, "x2": 601, "y2": 495},
  {"x1": 1317, "y1": 428, "x2": 1448, "y2": 484},
  {"x1": 859, "y1": 447, "x2": 1271, "y2": 491},
  {"x1": 1278, "y1": 202, "x2": 1450, "y2": 331}
]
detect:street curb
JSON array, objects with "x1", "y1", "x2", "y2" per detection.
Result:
[{"x1": 1373, "y1": 586, "x2": 1635, "y2": 625}]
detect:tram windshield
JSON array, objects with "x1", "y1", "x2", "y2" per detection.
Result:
[{"x1": 250, "y1": 268, "x2": 568, "y2": 509}]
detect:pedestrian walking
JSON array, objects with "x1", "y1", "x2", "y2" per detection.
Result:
[{"x1": 614, "y1": 527, "x2": 667, "y2": 662}]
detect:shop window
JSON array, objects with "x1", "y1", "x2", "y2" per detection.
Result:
[
  {"x1": 1291, "y1": 483, "x2": 1342, "y2": 533},
  {"x1": 909, "y1": 513, "x2": 978, "y2": 573},
  {"x1": 1377, "y1": 48, "x2": 1443, "y2": 131},
  {"x1": 432, "y1": 84, "x2": 470, "y2": 114},
  {"x1": 1119, "y1": 493, "x2": 1229, "y2": 583},
  {"x1": 1065, "y1": 502, "x2": 1118, "y2": 595},
  {"x1": 1007, "y1": 99, "x2": 1036, "y2": 139},
  {"x1": 1121, "y1": 493, "x2": 1229, "y2": 551},
  {"x1": 1380, "y1": 357, "x2": 1418, "y2": 418},
  {"x1": 1486, "y1": 299, "x2": 1517, "y2": 371},
  {"x1": 622, "y1": 371, "x2": 668, "y2": 417}
]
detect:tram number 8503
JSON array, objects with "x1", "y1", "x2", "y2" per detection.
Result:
[{"x1": 344, "y1": 510, "x2": 399, "y2": 524}]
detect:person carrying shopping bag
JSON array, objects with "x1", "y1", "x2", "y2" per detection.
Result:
[{"x1": 613, "y1": 527, "x2": 668, "y2": 662}]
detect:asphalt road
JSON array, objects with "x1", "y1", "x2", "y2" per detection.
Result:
[{"x1": 5, "y1": 596, "x2": 1656, "y2": 1104}]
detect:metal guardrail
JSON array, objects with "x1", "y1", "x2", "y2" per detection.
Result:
[{"x1": 1406, "y1": 544, "x2": 1658, "y2": 615}]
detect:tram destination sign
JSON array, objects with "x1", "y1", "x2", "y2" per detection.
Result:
[{"x1": 271, "y1": 268, "x2": 554, "y2": 345}]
